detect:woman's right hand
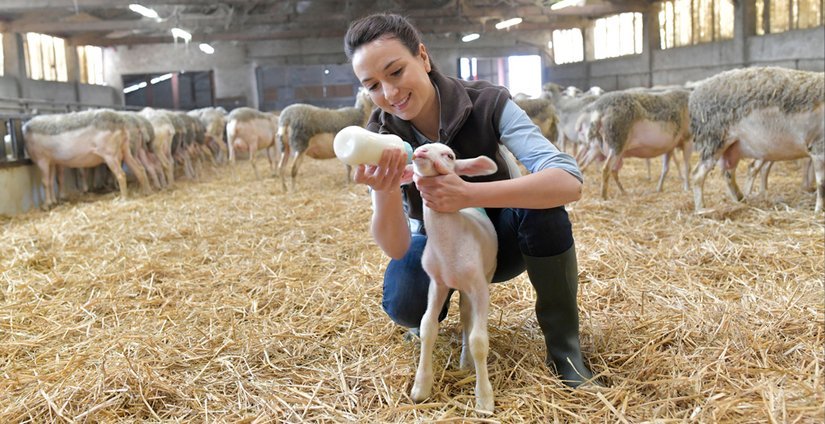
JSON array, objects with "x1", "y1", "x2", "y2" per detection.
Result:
[{"x1": 353, "y1": 148, "x2": 409, "y2": 192}]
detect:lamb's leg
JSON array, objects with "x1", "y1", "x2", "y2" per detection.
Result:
[
  {"x1": 137, "y1": 149, "x2": 161, "y2": 189},
  {"x1": 679, "y1": 142, "x2": 692, "y2": 191},
  {"x1": 56, "y1": 165, "x2": 66, "y2": 201},
  {"x1": 810, "y1": 153, "x2": 824, "y2": 213},
  {"x1": 600, "y1": 150, "x2": 615, "y2": 199},
  {"x1": 411, "y1": 280, "x2": 449, "y2": 403},
  {"x1": 464, "y1": 283, "x2": 493, "y2": 413},
  {"x1": 249, "y1": 147, "x2": 260, "y2": 179},
  {"x1": 611, "y1": 157, "x2": 626, "y2": 195},
  {"x1": 743, "y1": 159, "x2": 765, "y2": 196},
  {"x1": 639, "y1": 158, "x2": 647, "y2": 180},
  {"x1": 691, "y1": 158, "x2": 714, "y2": 212},
  {"x1": 102, "y1": 155, "x2": 128, "y2": 201},
  {"x1": 35, "y1": 159, "x2": 54, "y2": 207},
  {"x1": 759, "y1": 161, "x2": 774, "y2": 196},
  {"x1": 802, "y1": 158, "x2": 815, "y2": 192},
  {"x1": 656, "y1": 152, "x2": 671, "y2": 192},
  {"x1": 290, "y1": 151, "x2": 306, "y2": 190},
  {"x1": 122, "y1": 143, "x2": 151, "y2": 194},
  {"x1": 723, "y1": 169, "x2": 744, "y2": 202},
  {"x1": 459, "y1": 293, "x2": 472, "y2": 370},
  {"x1": 265, "y1": 145, "x2": 275, "y2": 175},
  {"x1": 78, "y1": 168, "x2": 90, "y2": 193},
  {"x1": 278, "y1": 142, "x2": 292, "y2": 191}
]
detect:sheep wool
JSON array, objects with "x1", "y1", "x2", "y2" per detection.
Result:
[
  {"x1": 24, "y1": 109, "x2": 125, "y2": 136},
  {"x1": 689, "y1": 66, "x2": 825, "y2": 161}
]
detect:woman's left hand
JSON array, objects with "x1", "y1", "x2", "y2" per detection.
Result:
[{"x1": 414, "y1": 173, "x2": 470, "y2": 213}]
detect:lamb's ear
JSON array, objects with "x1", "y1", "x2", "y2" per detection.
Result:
[
  {"x1": 454, "y1": 156, "x2": 498, "y2": 177},
  {"x1": 400, "y1": 164, "x2": 415, "y2": 185}
]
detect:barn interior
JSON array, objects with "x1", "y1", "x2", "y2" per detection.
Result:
[{"x1": 0, "y1": 1, "x2": 823, "y2": 422}]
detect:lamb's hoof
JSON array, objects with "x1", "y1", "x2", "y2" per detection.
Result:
[
  {"x1": 411, "y1": 384, "x2": 431, "y2": 403},
  {"x1": 475, "y1": 394, "x2": 494, "y2": 415},
  {"x1": 403, "y1": 327, "x2": 420, "y2": 341}
]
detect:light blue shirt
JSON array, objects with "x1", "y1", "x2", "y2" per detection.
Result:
[{"x1": 412, "y1": 99, "x2": 583, "y2": 182}]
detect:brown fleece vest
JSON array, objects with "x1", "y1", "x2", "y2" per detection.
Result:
[{"x1": 366, "y1": 71, "x2": 512, "y2": 221}]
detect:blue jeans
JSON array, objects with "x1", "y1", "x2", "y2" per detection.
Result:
[{"x1": 382, "y1": 206, "x2": 574, "y2": 328}]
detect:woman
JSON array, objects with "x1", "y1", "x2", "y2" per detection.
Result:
[{"x1": 344, "y1": 13, "x2": 597, "y2": 388}]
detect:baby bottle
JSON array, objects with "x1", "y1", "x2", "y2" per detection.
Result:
[{"x1": 334, "y1": 126, "x2": 413, "y2": 166}]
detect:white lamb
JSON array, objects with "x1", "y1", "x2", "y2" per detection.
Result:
[{"x1": 401, "y1": 143, "x2": 499, "y2": 413}]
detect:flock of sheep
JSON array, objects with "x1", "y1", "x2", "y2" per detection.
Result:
[
  {"x1": 21, "y1": 89, "x2": 375, "y2": 208},
  {"x1": 20, "y1": 65, "x2": 824, "y2": 213},
  {"x1": 517, "y1": 66, "x2": 824, "y2": 212}
]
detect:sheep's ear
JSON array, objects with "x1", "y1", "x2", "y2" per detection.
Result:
[
  {"x1": 400, "y1": 164, "x2": 414, "y2": 185},
  {"x1": 454, "y1": 156, "x2": 497, "y2": 177}
]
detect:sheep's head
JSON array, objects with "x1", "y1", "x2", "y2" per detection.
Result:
[{"x1": 406, "y1": 143, "x2": 497, "y2": 180}]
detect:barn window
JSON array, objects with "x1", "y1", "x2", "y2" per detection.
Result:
[
  {"x1": 593, "y1": 12, "x2": 644, "y2": 59},
  {"x1": 77, "y1": 45, "x2": 106, "y2": 85},
  {"x1": 658, "y1": 0, "x2": 735, "y2": 49},
  {"x1": 0, "y1": 33, "x2": 4, "y2": 77},
  {"x1": 23, "y1": 32, "x2": 68, "y2": 82},
  {"x1": 755, "y1": 0, "x2": 824, "y2": 34},
  {"x1": 551, "y1": 28, "x2": 584, "y2": 64}
]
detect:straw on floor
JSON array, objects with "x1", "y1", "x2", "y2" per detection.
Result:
[{"x1": 1, "y1": 156, "x2": 822, "y2": 423}]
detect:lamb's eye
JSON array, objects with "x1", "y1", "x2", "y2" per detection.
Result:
[{"x1": 446, "y1": 153, "x2": 454, "y2": 160}]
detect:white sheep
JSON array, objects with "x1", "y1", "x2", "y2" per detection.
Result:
[
  {"x1": 689, "y1": 66, "x2": 824, "y2": 212},
  {"x1": 277, "y1": 90, "x2": 374, "y2": 190},
  {"x1": 139, "y1": 108, "x2": 176, "y2": 186},
  {"x1": 118, "y1": 111, "x2": 160, "y2": 191},
  {"x1": 189, "y1": 107, "x2": 228, "y2": 163},
  {"x1": 577, "y1": 88, "x2": 693, "y2": 199},
  {"x1": 513, "y1": 97, "x2": 559, "y2": 144},
  {"x1": 226, "y1": 107, "x2": 280, "y2": 179},
  {"x1": 23, "y1": 109, "x2": 132, "y2": 207},
  {"x1": 401, "y1": 143, "x2": 499, "y2": 413}
]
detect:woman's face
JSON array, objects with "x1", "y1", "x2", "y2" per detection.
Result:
[{"x1": 351, "y1": 37, "x2": 435, "y2": 123}]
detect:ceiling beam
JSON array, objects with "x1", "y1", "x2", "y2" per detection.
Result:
[{"x1": 0, "y1": 0, "x2": 251, "y2": 12}]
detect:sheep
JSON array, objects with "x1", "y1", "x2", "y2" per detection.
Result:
[
  {"x1": 226, "y1": 107, "x2": 280, "y2": 179},
  {"x1": 167, "y1": 112, "x2": 198, "y2": 179},
  {"x1": 277, "y1": 89, "x2": 374, "y2": 190},
  {"x1": 689, "y1": 67, "x2": 824, "y2": 212},
  {"x1": 131, "y1": 112, "x2": 168, "y2": 189},
  {"x1": 178, "y1": 112, "x2": 215, "y2": 175},
  {"x1": 23, "y1": 109, "x2": 132, "y2": 207},
  {"x1": 743, "y1": 158, "x2": 816, "y2": 197},
  {"x1": 189, "y1": 107, "x2": 228, "y2": 163},
  {"x1": 139, "y1": 108, "x2": 176, "y2": 186},
  {"x1": 118, "y1": 111, "x2": 162, "y2": 190},
  {"x1": 578, "y1": 88, "x2": 693, "y2": 199},
  {"x1": 556, "y1": 94, "x2": 599, "y2": 156},
  {"x1": 401, "y1": 143, "x2": 499, "y2": 414},
  {"x1": 513, "y1": 97, "x2": 559, "y2": 144}
]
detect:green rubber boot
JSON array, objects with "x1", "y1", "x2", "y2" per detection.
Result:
[{"x1": 524, "y1": 245, "x2": 599, "y2": 388}]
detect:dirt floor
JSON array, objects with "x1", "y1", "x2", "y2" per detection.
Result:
[{"x1": 1, "y1": 155, "x2": 822, "y2": 422}]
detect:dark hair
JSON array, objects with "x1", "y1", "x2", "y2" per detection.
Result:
[{"x1": 344, "y1": 13, "x2": 431, "y2": 67}]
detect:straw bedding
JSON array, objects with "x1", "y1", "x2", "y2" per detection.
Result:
[{"x1": 1, "y1": 156, "x2": 822, "y2": 422}]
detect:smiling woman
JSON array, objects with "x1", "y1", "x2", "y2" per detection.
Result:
[{"x1": 343, "y1": 13, "x2": 596, "y2": 395}]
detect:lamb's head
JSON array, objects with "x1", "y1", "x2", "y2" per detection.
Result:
[{"x1": 407, "y1": 143, "x2": 498, "y2": 179}]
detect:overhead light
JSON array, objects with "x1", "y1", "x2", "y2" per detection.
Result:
[
  {"x1": 150, "y1": 73, "x2": 173, "y2": 84},
  {"x1": 462, "y1": 33, "x2": 480, "y2": 42},
  {"x1": 123, "y1": 81, "x2": 147, "y2": 94},
  {"x1": 199, "y1": 43, "x2": 215, "y2": 54},
  {"x1": 171, "y1": 28, "x2": 192, "y2": 42},
  {"x1": 495, "y1": 18, "x2": 523, "y2": 30},
  {"x1": 128, "y1": 4, "x2": 159, "y2": 19},
  {"x1": 550, "y1": 0, "x2": 585, "y2": 10}
]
